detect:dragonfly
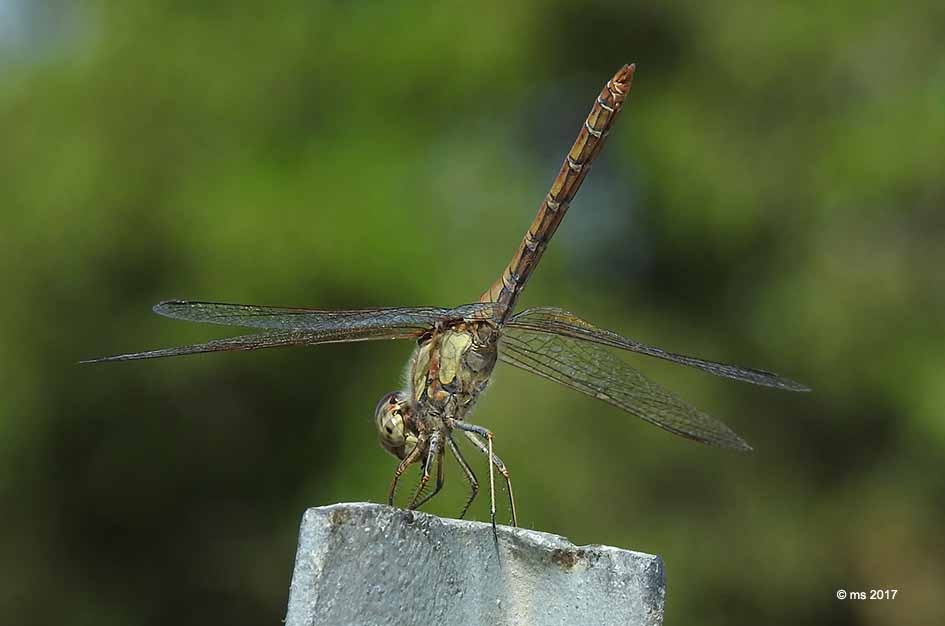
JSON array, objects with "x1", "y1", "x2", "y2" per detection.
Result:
[{"x1": 84, "y1": 64, "x2": 808, "y2": 530}]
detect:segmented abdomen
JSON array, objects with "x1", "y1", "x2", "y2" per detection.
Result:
[{"x1": 479, "y1": 64, "x2": 636, "y2": 319}]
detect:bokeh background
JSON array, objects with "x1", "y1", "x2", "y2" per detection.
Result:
[{"x1": 2, "y1": 1, "x2": 944, "y2": 625}]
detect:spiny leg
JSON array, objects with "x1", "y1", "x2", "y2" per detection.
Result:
[
  {"x1": 407, "y1": 430, "x2": 440, "y2": 510},
  {"x1": 412, "y1": 441, "x2": 445, "y2": 509},
  {"x1": 388, "y1": 434, "x2": 426, "y2": 507},
  {"x1": 460, "y1": 428, "x2": 518, "y2": 528},
  {"x1": 449, "y1": 421, "x2": 499, "y2": 532},
  {"x1": 445, "y1": 431, "x2": 478, "y2": 520}
]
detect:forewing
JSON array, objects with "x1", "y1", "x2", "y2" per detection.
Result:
[
  {"x1": 82, "y1": 301, "x2": 503, "y2": 363},
  {"x1": 499, "y1": 327, "x2": 752, "y2": 450},
  {"x1": 506, "y1": 307, "x2": 809, "y2": 392},
  {"x1": 153, "y1": 300, "x2": 499, "y2": 331}
]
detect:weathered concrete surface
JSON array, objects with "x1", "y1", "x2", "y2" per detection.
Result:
[{"x1": 285, "y1": 502, "x2": 665, "y2": 626}]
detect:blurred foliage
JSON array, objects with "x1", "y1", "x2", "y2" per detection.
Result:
[{"x1": 2, "y1": 1, "x2": 944, "y2": 624}]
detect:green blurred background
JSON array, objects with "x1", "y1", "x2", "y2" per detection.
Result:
[{"x1": 2, "y1": 1, "x2": 943, "y2": 624}]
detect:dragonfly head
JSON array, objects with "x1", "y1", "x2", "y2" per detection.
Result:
[{"x1": 375, "y1": 391, "x2": 418, "y2": 460}]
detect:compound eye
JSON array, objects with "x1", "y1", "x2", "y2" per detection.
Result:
[
  {"x1": 374, "y1": 391, "x2": 400, "y2": 418},
  {"x1": 374, "y1": 391, "x2": 413, "y2": 459}
]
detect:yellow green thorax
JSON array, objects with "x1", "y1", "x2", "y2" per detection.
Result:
[{"x1": 409, "y1": 322, "x2": 498, "y2": 418}]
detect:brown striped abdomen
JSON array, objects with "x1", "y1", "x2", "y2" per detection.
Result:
[{"x1": 479, "y1": 64, "x2": 636, "y2": 319}]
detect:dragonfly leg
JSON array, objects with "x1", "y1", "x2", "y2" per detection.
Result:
[
  {"x1": 449, "y1": 421, "x2": 499, "y2": 532},
  {"x1": 444, "y1": 431, "x2": 478, "y2": 520},
  {"x1": 407, "y1": 430, "x2": 441, "y2": 510},
  {"x1": 459, "y1": 428, "x2": 518, "y2": 528},
  {"x1": 411, "y1": 441, "x2": 446, "y2": 509},
  {"x1": 388, "y1": 434, "x2": 426, "y2": 507}
]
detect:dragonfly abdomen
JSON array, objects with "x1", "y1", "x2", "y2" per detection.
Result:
[{"x1": 479, "y1": 64, "x2": 636, "y2": 318}]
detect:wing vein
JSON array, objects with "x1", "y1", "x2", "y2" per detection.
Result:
[
  {"x1": 507, "y1": 308, "x2": 809, "y2": 391},
  {"x1": 499, "y1": 328, "x2": 752, "y2": 450}
]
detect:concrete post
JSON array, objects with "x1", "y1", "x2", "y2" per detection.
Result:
[{"x1": 285, "y1": 503, "x2": 665, "y2": 626}]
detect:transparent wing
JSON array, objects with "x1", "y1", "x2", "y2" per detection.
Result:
[
  {"x1": 506, "y1": 307, "x2": 809, "y2": 392},
  {"x1": 82, "y1": 301, "x2": 503, "y2": 363},
  {"x1": 152, "y1": 300, "x2": 500, "y2": 331},
  {"x1": 81, "y1": 330, "x2": 333, "y2": 363},
  {"x1": 499, "y1": 327, "x2": 752, "y2": 450}
]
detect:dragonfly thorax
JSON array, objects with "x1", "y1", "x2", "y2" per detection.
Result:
[
  {"x1": 374, "y1": 322, "x2": 498, "y2": 459},
  {"x1": 374, "y1": 322, "x2": 498, "y2": 461},
  {"x1": 410, "y1": 321, "x2": 498, "y2": 424}
]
